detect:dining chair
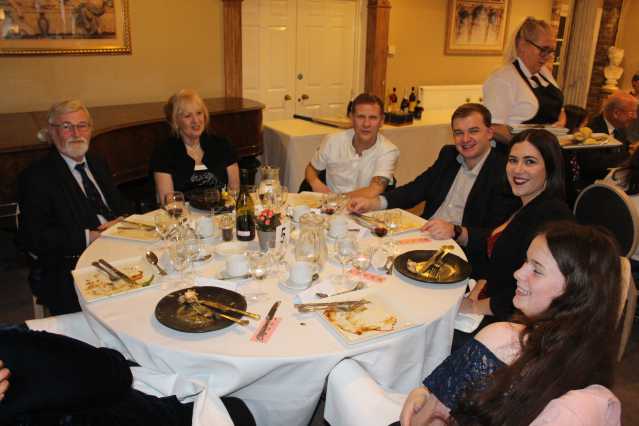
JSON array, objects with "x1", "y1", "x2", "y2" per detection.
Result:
[
  {"x1": 573, "y1": 182, "x2": 639, "y2": 258},
  {"x1": 325, "y1": 361, "x2": 622, "y2": 425},
  {"x1": 618, "y1": 257, "x2": 637, "y2": 361}
]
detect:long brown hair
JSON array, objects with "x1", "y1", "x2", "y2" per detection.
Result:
[{"x1": 451, "y1": 221, "x2": 621, "y2": 426}]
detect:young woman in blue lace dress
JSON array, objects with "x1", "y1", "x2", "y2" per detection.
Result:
[{"x1": 398, "y1": 222, "x2": 622, "y2": 426}]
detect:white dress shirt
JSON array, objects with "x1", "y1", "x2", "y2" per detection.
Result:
[
  {"x1": 483, "y1": 58, "x2": 560, "y2": 125},
  {"x1": 310, "y1": 128, "x2": 400, "y2": 193},
  {"x1": 59, "y1": 152, "x2": 111, "y2": 245}
]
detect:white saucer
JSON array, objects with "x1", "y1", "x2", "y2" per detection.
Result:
[{"x1": 279, "y1": 271, "x2": 313, "y2": 291}]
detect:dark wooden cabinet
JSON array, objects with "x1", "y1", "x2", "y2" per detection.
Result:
[{"x1": 0, "y1": 97, "x2": 264, "y2": 205}]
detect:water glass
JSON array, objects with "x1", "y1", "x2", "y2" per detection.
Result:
[
  {"x1": 333, "y1": 236, "x2": 356, "y2": 287},
  {"x1": 384, "y1": 210, "x2": 402, "y2": 252},
  {"x1": 352, "y1": 246, "x2": 372, "y2": 272},
  {"x1": 154, "y1": 211, "x2": 178, "y2": 241}
]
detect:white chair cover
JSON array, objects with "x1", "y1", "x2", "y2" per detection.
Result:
[{"x1": 325, "y1": 359, "x2": 406, "y2": 426}]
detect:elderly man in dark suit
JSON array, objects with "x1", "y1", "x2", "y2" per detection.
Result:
[
  {"x1": 589, "y1": 90, "x2": 638, "y2": 152},
  {"x1": 18, "y1": 99, "x2": 128, "y2": 315},
  {"x1": 349, "y1": 103, "x2": 519, "y2": 247}
]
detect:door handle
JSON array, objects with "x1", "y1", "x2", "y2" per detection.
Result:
[
  {"x1": 301, "y1": 94, "x2": 309, "y2": 100},
  {"x1": 284, "y1": 94, "x2": 292, "y2": 101}
]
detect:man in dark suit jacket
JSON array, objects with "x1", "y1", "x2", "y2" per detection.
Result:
[
  {"x1": 18, "y1": 99, "x2": 128, "y2": 315},
  {"x1": 349, "y1": 103, "x2": 519, "y2": 246},
  {"x1": 577, "y1": 91, "x2": 639, "y2": 183}
]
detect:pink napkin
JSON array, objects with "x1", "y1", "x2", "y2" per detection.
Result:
[
  {"x1": 251, "y1": 317, "x2": 282, "y2": 343},
  {"x1": 349, "y1": 268, "x2": 386, "y2": 283},
  {"x1": 398, "y1": 237, "x2": 432, "y2": 245}
]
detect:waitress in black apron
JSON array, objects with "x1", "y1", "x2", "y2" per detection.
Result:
[{"x1": 512, "y1": 59, "x2": 563, "y2": 125}]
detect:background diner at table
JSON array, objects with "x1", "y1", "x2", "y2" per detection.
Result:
[
  {"x1": 151, "y1": 89, "x2": 240, "y2": 204},
  {"x1": 17, "y1": 99, "x2": 129, "y2": 315},
  {"x1": 303, "y1": 93, "x2": 399, "y2": 198},
  {"x1": 456, "y1": 129, "x2": 573, "y2": 344}
]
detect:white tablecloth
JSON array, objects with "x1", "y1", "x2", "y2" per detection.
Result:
[
  {"x1": 263, "y1": 111, "x2": 454, "y2": 191},
  {"x1": 74, "y1": 210, "x2": 466, "y2": 426}
]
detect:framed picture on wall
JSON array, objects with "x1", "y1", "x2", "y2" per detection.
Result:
[
  {"x1": 445, "y1": 0, "x2": 511, "y2": 55},
  {"x1": 0, "y1": 0, "x2": 131, "y2": 56}
]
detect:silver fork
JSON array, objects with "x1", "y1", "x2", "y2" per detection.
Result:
[{"x1": 422, "y1": 246, "x2": 453, "y2": 280}]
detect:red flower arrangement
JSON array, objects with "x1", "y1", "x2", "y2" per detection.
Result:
[{"x1": 256, "y1": 208, "x2": 281, "y2": 231}]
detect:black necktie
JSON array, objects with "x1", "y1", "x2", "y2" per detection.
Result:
[
  {"x1": 75, "y1": 163, "x2": 115, "y2": 220},
  {"x1": 613, "y1": 128, "x2": 626, "y2": 144}
]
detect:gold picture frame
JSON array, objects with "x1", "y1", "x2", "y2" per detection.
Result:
[
  {"x1": 0, "y1": 0, "x2": 131, "y2": 56},
  {"x1": 445, "y1": 0, "x2": 510, "y2": 56}
]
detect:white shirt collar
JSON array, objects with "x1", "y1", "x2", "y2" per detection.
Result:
[
  {"x1": 603, "y1": 116, "x2": 616, "y2": 135},
  {"x1": 59, "y1": 151, "x2": 87, "y2": 171},
  {"x1": 456, "y1": 143, "x2": 493, "y2": 175}
]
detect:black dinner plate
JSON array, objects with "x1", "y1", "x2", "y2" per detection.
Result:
[
  {"x1": 393, "y1": 250, "x2": 471, "y2": 284},
  {"x1": 155, "y1": 286, "x2": 247, "y2": 332}
]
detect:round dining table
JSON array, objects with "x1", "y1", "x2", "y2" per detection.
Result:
[{"x1": 73, "y1": 198, "x2": 468, "y2": 426}]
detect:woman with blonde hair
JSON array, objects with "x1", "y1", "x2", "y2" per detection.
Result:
[
  {"x1": 483, "y1": 17, "x2": 563, "y2": 140},
  {"x1": 150, "y1": 89, "x2": 240, "y2": 203}
]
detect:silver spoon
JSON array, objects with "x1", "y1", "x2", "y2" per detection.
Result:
[
  {"x1": 145, "y1": 251, "x2": 168, "y2": 275},
  {"x1": 316, "y1": 281, "x2": 365, "y2": 299}
]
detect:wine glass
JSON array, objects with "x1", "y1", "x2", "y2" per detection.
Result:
[
  {"x1": 168, "y1": 236, "x2": 191, "y2": 288},
  {"x1": 154, "y1": 211, "x2": 179, "y2": 243},
  {"x1": 384, "y1": 210, "x2": 402, "y2": 253},
  {"x1": 333, "y1": 236, "x2": 357, "y2": 288},
  {"x1": 295, "y1": 228, "x2": 320, "y2": 265},
  {"x1": 322, "y1": 193, "x2": 339, "y2": 215},
  {"x1": 164, "y1": 191, "x2": 187, "y2": 223}
]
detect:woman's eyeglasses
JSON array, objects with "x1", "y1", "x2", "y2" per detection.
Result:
[{"x1": 525, "y1": 38, "x2": 555, "y2": 57}]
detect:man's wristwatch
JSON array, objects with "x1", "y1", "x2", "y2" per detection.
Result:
[{"x1": 453, "y1": 225, "x2": 463, "y2": 241}]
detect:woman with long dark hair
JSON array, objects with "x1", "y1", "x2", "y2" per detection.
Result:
[
  {"x1": 455, "y1": 129, "x2": 573, "y2": 326},
  {"x1": 399, "y1": 222, "x2": 622, "y2": 426}
]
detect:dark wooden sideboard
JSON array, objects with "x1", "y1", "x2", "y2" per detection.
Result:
[{"x1": 0, "y1": 97, "x2": 264, "y2": 206}]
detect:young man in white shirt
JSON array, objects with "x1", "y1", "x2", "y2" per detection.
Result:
[{"x1": 304, "y1": 93, "x2": 399, "y2": 197}]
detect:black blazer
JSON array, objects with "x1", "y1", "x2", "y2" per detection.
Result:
[
  {"x1": 17, "y1": 150, "x2": 127, "y2": 312},
  {"x1": 385, "y1": 145, "x2": 520, "y2": 230},
  {"x1": 466, "y1": 191, "x2": 574, "y2": 321}
]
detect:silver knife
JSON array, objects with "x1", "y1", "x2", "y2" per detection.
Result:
[
  {"x1": 98, "y1": 259, "x2": 138, "y2": 286},
  {"x1": 256, "y1": 301, "x2": 281, "y2": 342}
]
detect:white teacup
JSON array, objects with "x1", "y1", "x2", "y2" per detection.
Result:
[
  {"x1": 289, "y1": 261, "x2": 317, "y2": 289},
  {"x1": 195, "y1": 217, "x2": 216, "y2": 238},
  {"x1": 226, "y1": 254, "x2": 249, "y2": 277},
  {"x1": 328, "y1": 215, "x2": 348, "y2": 238},
  {"x1": 292, "y1": 205, "x2": 311, "y2": 222}
]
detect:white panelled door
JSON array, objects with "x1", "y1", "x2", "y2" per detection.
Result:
[
  {"x1": 295, "y1": 0, "x2": 356, "y2": 117},
  {"x1": 243, "y1": 0, "x2": 297, "y2": 121},
  {"x1": 242, "y1": 0, "x2": 357, "y2": 121}
]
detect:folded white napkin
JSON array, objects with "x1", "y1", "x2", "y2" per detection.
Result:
[{"x1": 454, "y1": 279, "x2": 484, "y2": 333}]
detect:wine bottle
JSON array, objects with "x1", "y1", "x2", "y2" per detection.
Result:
[
  {"x1": 408, "y1": 86, "x2": 417, "y2": 112},
  {"x1": 236, "y1": 185, "x2": 255, "y2": 241}
]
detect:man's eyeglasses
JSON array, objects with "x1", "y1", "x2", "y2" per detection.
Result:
[
  {"x1": 50, "y1": 122, "x2": 92, "y2": 132},
  {"x1": 525, "y1": 38, "x2": 555, "y2": 57}
]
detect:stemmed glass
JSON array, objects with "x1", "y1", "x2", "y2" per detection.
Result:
[
  {"x1": 164, "y1": 191, "x2": 188, "y2": 224},
  {"x1": 168, "y1": 234, "x2": 191, "y2": 288},
  {"x1": 332, "y1": 236, "x2": 357, "y2": 288},
  {"x1": 384, "y1": 210, "x2": 402, "y2": 254},
  {"x1": 154, "y1": 211, "x2": 179, "y2": 246}
]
